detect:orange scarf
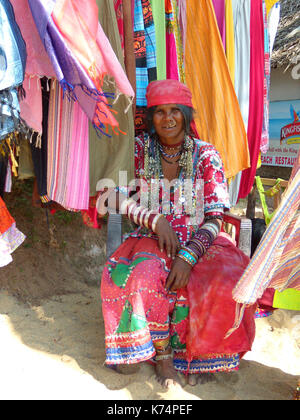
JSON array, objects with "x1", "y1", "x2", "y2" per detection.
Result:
[{"x1": 184, "y1": 0, "x2": 250, "y2": 178}]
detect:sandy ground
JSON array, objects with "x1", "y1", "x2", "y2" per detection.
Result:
[
  {"x1": 0, "y1": 277, "x2": 299, "y2": 401},
  {"x1": 0, "y1": 186, "x2": 299, "y2": 401}
]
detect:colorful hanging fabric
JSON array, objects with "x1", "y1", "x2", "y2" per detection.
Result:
[
  {"x1": 237, "y1": 0, "x2": 264, "y2": 200},
  {"x1": 88, "y1": 0, "x2": 134, "y2": 197},
  {"x1": 177, "y1": 0, "x2": 187, "y2": 55},
  {"x1": 10, "y1": 0, "x2": 55, "y2": 138},
  {"x1": 229, "y1": 154, "x2": 300, "y2": 335},
  {"x1": 227, "y1": 0, "x2": 251, "y2": 205},
  {"x1": 225, "y1": 0, "x2": 235, "y2": 84},
  {"x1": 28, "y1": 0, "x2": 134, "y2": 138},
  {"x1": 261, "y1": 0, "x2": 270, "y2": 154},
  {"x1": 265, "y1": 0, "x2": 279, "y2": 15},
  {"x1": 165, "y1": 0, "x2": 184, "y2": 82},
  {"x1": 114, "y1": 0, "x2": 124, "y2": 51},
  {"x1": 268, "y1": 3, "x2": 280, "y2": 53},
  {"x1": 184, "y1": 0, "x2": 250, "y2": 179},
  {"x1": 212, "y1": 0, "x2": 226, "y2": 50},
  {"x1": 0, "y1": 0, "x2": 27, "y2": 144},
  {"x1": 150, "y1": 0, "x2": 166, "y2": 80},
  {"x1": 47, "y1": 80, "x2": 90, "y2": 211},
  {"x1": 0, "y1": 196, "x2": 25, "y2": 267},
  {"x1": 134, "y1": 0, "x2": 157, "y2": 134}
]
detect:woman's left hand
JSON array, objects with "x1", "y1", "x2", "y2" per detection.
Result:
[{"x1": 165, "y1": 257, "x2": 193, "y2": 292}]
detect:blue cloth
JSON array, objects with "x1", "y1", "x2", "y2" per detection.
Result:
[
  {"x1": 0, "y1": 0, "x2": 26, "y2": 90},
  {"x1": 0, "y1": 0, "x2": 26, "y2": 140}
]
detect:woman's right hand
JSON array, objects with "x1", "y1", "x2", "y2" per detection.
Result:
[{"x1": 154, "y1": 216, "x2": 181, "y2": 259}]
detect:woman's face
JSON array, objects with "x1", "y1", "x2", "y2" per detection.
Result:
[{"x1": 153, "y1": 104, "x2": 185, "y2": 144}]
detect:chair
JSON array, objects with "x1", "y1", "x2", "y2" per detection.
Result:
[{"x1": 106, "y1": 212, "x2": 252, "y2": 259}]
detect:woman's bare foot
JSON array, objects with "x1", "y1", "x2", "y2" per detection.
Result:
[
  {"x1": 187, "y1": 372, "x2": 215, "y2": 386},
  {"x1": 155, "y1": 357, "x2": 183, "y2": 389}
]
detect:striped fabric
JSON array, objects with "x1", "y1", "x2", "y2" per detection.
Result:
[
  {"x1": 232, "y1": 167, "x2": 300, "y2": 306},
  {"x1": 47, "y1": 80, "x2": 89, "y2": 211},
  {"x1": 184, "y1": 0, "x2": 250, "y2": 179}
]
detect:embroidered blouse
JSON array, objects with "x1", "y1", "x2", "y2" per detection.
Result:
[{"x1": 123, "y1": 133, "x2": 230, "y2": 245}]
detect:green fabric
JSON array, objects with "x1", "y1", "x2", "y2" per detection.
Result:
[
  {"x1": 116, "y1": 300, "x2": 148, "y2": 333},
  {"x1": 111, "y1": 257, "x2": 149, "y2": 288},
  {"x1": 172, "y1": 305, "x2": 189, "y2": 324},
  {"x1": 150, "y1": 0, "x2": 166, "y2": 80},
  {"x1": 89, "y1": 0, "x2": 134, "y2": 194},
  {"x1": 273, "y1": 289, "x2": 300, "y2": 311},
  {"x1": 255, "y1": 176, "x2": 284, "y2": 225}
]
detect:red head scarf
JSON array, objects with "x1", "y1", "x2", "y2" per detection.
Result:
[
  {"x1": 146, "y1": 79, "x2": 199, "y2": 137},
  {"x1": 146, "y1": 79, "x2": 193, "y2": 108}
]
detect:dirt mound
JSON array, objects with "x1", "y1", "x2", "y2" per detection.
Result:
[{"x1": 0, "y1": 179, "x2": 107, "y2": 305}]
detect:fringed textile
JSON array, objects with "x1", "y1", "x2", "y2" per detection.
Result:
[
  {"x1": 184, "y1": 0, "x2": 250, "y2": 179},
  {"x1": 229, "y1": 156, "x2": 300, "y2": 336},
  {"x1": 47, "y1": 80, "x2": 90, "y2": 211},
  {"x1": 28, "y1": 0, "x2": 134, "y2": 137}
]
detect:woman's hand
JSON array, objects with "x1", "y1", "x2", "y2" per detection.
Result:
[
  {"x1": 165, "y1": 257, "x2": 192, "y2": 292},
  {"x1": 154, "y1": 216, "x2": 180, "y2": 259}
]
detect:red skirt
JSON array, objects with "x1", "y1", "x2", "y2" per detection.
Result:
[{"x1": 101, "y1": 234, "x2": 256, "y2": 373}]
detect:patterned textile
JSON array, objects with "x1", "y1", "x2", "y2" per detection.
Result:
[
  {"x1": 150, "y1": 0, "x2": 166, "y2": 80},
  {"x1": 237, "y1": 0, "x2": 264, "y2": 199},
  {"x1": 232, "y1": 158, "x2": 300, "y2": 311},
  {"x1": 134, "y1": 0, "x2": 157, "y2": 134},
  {"x1": 10, "y1": 0, "x2": 55, "y2": 136},
  {"x1": 0, "y1": 0, "x2": 26, "y2": 141},
  {"x1": 260, "y1": 0, "x2": 270, "y2": 154},
  {"x1": 114, "y1": 0, "x2": 124, "y2": 51},
  {"x1": 165, "y1": 0, "x2": 184, "y2": 82},
  {"x1": 101, "y1": 135, "x2": 256, "y2": 373},
  {"x1": 0, "y1": 197, "x2": 25, "y2": 267},
  {"x1": 47, "y1": 80, "x2": 89, "y2": 211},
  {"x1": 88, "y1": 0, "x2": 135, "y2": 194},
  {"x1": 184, "y1": 0, "x2": 250, "y2": 179},
  {"x1": 28, "y1": 0, "x2": 134, "y2": 137}
]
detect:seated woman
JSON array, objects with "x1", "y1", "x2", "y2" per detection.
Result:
[{"x1": 100, "y1": 80, "x2": 256, "y2": 389}]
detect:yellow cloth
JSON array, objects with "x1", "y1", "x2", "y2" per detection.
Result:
[
  {"x1": 185, "y1": 0, "x2": 250, "y2": 179},
  {"x1": 265, "y1": 0, "x2": 279, "y2": 16},
  {"x1": 225, "y1": 0, "x2": 235, "y2": 84},
  {"x1": 273, "y1": 289, "x2": 300, "y2": 311}
]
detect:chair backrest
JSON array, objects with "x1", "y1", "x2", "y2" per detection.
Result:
[{"x1": 106, "y1": 212, "x2": 252, "y2": 259}]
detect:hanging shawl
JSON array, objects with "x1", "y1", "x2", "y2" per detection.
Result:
[
  {"x1": 165, "y1": 0, "x2": 185, "y2": 82},
  {"x1": 226, "y1": 153, "x2": 300, "y2": 337},
  {"x1": 28, "y1": 0, "x2": 134, "y2": 137},
  {"x1": 10, "y1": 0, "x2": 56, "y2": 139},
  {"x1": 134, "y1": 0, "x2": 157, "y2": 134},
  {"x1": 184, "y1": 0, "x2": 250, "y2": 179},
  {"x1": 237, "y1": 0, "x2": 264, "y2": 199},
  {"x1": 0, "y1": 0, "x2": 26, "y2": 142}
]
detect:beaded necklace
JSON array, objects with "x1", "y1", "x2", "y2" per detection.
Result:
[{"x1": 144, "y1": 134, "x2": 194, "y2": 181}]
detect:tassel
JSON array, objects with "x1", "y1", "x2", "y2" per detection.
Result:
[{"x1": 224, "y1": 303, "x2": 247, "y2": 339}]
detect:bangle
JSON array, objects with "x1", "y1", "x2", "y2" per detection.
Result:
[
  {"x1": 151, "y1": 214, "x2": 163, "y2": 233},
  {"x1": 143, "y1": 211, "x2": 152, "y2": 229},
  {"x1": 182, "y1": 246, "x2": 198, "y2": 261},
  {"x1": 177, "y1": 248, "x2": 197, "y2": 267}
]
